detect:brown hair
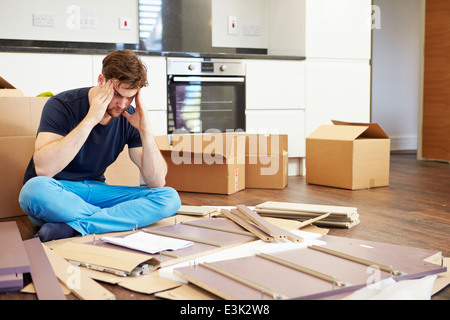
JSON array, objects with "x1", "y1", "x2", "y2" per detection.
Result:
[{"x1": 102, "y1": 50, "x2": 148, "y2": 89}]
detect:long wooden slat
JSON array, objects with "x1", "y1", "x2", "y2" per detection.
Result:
[
  {"x1": 297, "y1": 212, "x2": 332, "y2": 228},
  {"x1": 236, "y1": 205, "x2": 303, "y2": 242},
  {"x1": 221, "y1": 209, "x2": 273, "y2": 242},
  {"x1": 23, "y1": 238, "x2": 66, "y2": 300},
  {"x1": 181, "y1": 220, "x2": 255, "y2": 237},
  {"x1": 309, "y1": 245, "x2": 406, "y2": 276}
]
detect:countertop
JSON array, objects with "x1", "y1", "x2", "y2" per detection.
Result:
[{"x1": 0, "y1": 39, "x2": 306, "y2": 61}]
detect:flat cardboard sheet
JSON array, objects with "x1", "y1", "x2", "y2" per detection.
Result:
[
  {"x1": 43, "y1": 245, "x2": 115, "y2": 300},
  {"x1": 51, "y1": 241, "x2": 157, "y2": 276}
]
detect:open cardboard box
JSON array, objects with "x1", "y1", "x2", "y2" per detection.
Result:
[
  {"x1": 306, "y1": 120, "x2": 390, "y2": 190},
  {"x1": 156, "y1": 133, "x2": 246, "y2": 195},
  {"x1": 0, "y1": 76, "x2": 139, "y2": 219}
]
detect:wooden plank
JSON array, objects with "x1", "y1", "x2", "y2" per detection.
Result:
[
  {"x1": 23, "y1": 238, "x2": 66, "y2": 300},
  {"x1": 236, "y1": 205, "x2": 303, "y2": 242},
  {"x1": 42, "y1": 245, "x2": 115, "y2": 300},
  {"x1": 181, "y1": 220, "x2": 255, "y2": 237},
  {"x1": 221, "y1": 209, "x2": 273, "y2": 242},
  {"x1": 0, "y1": 221, "x2": 30, "y2": 276}
]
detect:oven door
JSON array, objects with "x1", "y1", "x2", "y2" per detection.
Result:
[{"x1": 168, "y1": 76, "x2": 245, "y2": 133}]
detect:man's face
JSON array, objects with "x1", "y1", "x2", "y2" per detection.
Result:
[{"x1": 106, "y1": 81, "x2": 139, "y2": 118}]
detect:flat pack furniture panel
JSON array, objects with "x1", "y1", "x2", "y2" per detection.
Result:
[
  {"x1": 23, "y1": 238, "x2": 66, "y2": 300},
  {"x1": 319, "y1": 235, "x2": 445, "y2": 277},
  {"x1": 254, "y1": 201, "x2": 360, "y2": 228},
  {"x1": 144, "y1": 221, "x2": 256, "y2": 247},
  {"x1": 0, "y1": 273, "x2": 23, "y2": 293},
  {"x1": 0, "y1": 221, "x2": 30, "y2": 276},
  {"x1": 174, "y1": 235, "x2": 446, "y2": 300},
  {"x1": 76, "y1": 218, "x2": 257, "y2": 275}
]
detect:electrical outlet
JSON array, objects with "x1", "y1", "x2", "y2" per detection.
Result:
[
  {"x1": 244, "y1": 25, "x2": 261, "y2": 36},
  {"x1": 80, "y1": 7, "x2": 97, "y2": 29},
  {"x1": 33, "y1": 13, "x2": 55, "y2": 27}
]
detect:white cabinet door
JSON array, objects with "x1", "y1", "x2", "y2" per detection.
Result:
[
  {"x1": 246, "y1": 59, "x2": 305, "y2": 110},
  {"x1": 139, "y1": 56, "x2": 167, "y2": 111},
  {"x1": 305, "y1": 0, "x2": 372, "y2": 59},
  {"x1": 305, "y1": 59, "x2": 371, "y2": 136},
  {"x1": 246, "y1": 109, "x2": 305, "y2": 157},
  {"x1": 0, "y1": 52, "x2": 93, "y2": 96},
  {"x1": 147, "y1": 110, "x2": 167, "y2": 136}
]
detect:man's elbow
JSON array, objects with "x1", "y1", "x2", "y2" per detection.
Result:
[
  {"x1": 148, "y1": 177, "x2": 166, "y2": 188},
  {"x1": 34, "y1": 163, "x2": 54, "y2": 178}
]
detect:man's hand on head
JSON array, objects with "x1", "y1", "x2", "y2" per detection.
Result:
[{"x1": 87, "y1": 80, "x2": 114, "y2": 125}]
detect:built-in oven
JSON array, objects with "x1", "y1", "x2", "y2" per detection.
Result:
[{"x1": 167, "y1": 57, "x2": 246, "y2": 133}]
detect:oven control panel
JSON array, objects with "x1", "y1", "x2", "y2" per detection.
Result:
[{"x1": 168, "y1": 57, "x2": 246, "y2": 76}]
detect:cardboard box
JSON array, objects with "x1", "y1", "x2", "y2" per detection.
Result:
[
  {"x1": 0, "y1": 77, "x2": 139, "y2": 219},
  {"x1": 306, "y1": 120, "x2": 390, "y2": 190},
  {"x1": 0, "y1": 76, "x2": 25, "y2": 97},
  {"x1": 245, "y1": 134, "x2": 288, "y2": 189},
  {"x1": 156, "y1": 133, "x2": 246, "y2": 195}
]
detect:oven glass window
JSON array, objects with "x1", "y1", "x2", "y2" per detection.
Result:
[{"x1": 168, "y1": 80, "x2": 245, "y2": 133}]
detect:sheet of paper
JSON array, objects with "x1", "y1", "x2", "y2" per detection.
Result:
[{"x1": 101, "y1": 231, "x2": 193, "y2": 254}]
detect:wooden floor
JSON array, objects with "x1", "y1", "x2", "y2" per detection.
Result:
[{"x1": 1, "y1": 154, "x2": 449, "y2": 300}]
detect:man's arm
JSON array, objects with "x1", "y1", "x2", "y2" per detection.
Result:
[
  {"x1": 125, "y1": 90, "x2": 167, "y2": 188},
  {"x1": 34, "y1": 81, "x2": 114, "y2": 177}
]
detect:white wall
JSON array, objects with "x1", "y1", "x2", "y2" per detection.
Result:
[
  {"x1": 371, "y1": 0, "x2": 422, "y2": 150},
  {"x1": 211, "y1": 0, "x2": 267, "y2": 49},
  {"x1": 0, "y1": 0, "x2": 138, "y2": 44}
]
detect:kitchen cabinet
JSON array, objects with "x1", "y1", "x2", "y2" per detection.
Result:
[
  {"x1": 0, "y1": 52, "x2": 93, "y2": 96},
  {"x1": 246, "y1": 109, "x2": 305, "y2": 158},
  {"x1": 246, "y1": 59, "x2": 305, "y2": 110},
  {"x1": 267, "y1": 0, "x2": 372, "y2": 60},
  {"x1": 305, "y1": 59, "x2": 371, "y2": 135},
  {"x1": 304, "y1": 0, "x2": 372, "y2": 60},
  {"x1": 245, "y1": 59, "x2": 306, "y2": 159},
  {"x1": 0, "y1": 52, "x2": 168, "y2": 135}
]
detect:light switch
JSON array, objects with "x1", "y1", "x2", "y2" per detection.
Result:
[
  {"x1": 120, "y1": 17, "x2": 132, "y2": 30},
  {"x1": 228, "y1": 16, "x2": 237, "y2": 35}
]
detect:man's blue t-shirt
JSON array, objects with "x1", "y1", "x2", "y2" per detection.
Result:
[{"x1": 23, "y1": 87, "x2": 142, "y2": 184}]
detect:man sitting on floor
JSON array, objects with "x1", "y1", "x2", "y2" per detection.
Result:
[{"x1": 19, "y1": 49, "x2": 181, "y2": 242}]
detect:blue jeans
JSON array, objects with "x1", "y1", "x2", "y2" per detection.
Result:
[{"x1": 18, "y1": 176, "x2": 181, "y2": 236}]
